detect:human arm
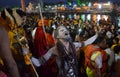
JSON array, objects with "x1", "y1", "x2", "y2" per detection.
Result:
[
  {"x1": 73, "y1": 33, "x2": 98, "y2": 51},
  {"x1": 0, "y1": 26, "x2": 20, "y2": 77},
  {"x1": 84, "y1": 33, "x2": 98, "y2": 46},
  {"x1": 31, "y1": 47, "x2": 55, "y2": 67}
]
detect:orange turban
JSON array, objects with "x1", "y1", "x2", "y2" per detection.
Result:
[{"x1": 38, "y1": 19, "x2": 49, "y2": 26}]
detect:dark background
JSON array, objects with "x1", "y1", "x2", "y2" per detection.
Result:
[{"x1": 0, "y1": 0, "x2": 120, "y2": 8}]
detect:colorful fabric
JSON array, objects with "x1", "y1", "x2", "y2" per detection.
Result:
[
  {"x1": 86, "y1": 51, "x2": 101, "y2": 77},
  {"x1": 46, "y1": 33, "x2": 55, "y2": 48},
  {"x1": 34, "y1": 26, "x2": 47, "y2": 57},
  {"x1": 0, "y1": 71, "x2": 7, "y2": 77},
  {"x1": 85, "y1": 44, "x2": 107, "y2": 77},
  {"x1": 34, "y1": 26, "x2": 55, "y2": 77},
  {"x1": 86, "y1": 66, "x2": 95, "y2": 77},
  {"x1": 38, "y1": 19, "x2": 49, "y2": 26}
]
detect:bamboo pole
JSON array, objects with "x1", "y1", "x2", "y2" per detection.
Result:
[{"x1": 21, "y1": 0, "x2": 26, "y2": 12}]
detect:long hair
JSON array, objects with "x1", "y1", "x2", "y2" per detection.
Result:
[{"x1": 56, "y1": 40, "x2": 78, "y2": 76}]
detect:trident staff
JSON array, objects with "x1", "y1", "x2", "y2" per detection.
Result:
[{"x1": 14, "y1": 31, "x2": 39, "y2": 77}]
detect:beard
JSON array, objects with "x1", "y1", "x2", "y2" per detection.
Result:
[
  {"x1": 57, "y1": 35, "x2": 72, "y2": 42},
  {"x1": 64, "y1": 37, "x2": 72, "y2": 42}
]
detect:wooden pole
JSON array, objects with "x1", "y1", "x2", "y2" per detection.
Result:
[
  {"x1": 21, "y1": 0, "x2": 26, "y2": 12},
  {"x1": 37, "y1": 0, "x2": 46, "y2": 34}
]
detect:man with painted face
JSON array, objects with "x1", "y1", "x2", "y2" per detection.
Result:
[{"x1": 31, "y1": 26, "x2": 98, "y2": 77}]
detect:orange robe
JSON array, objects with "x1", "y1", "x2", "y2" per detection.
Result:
[
  {"x1": 34, "y1": 26, "x2": 47, "y2": 57},
  {"x1": 46, "y1": 33, "x2": 55, "y2": 48},
  {"x1": 34, "y1": 26, "x2": 55, "y2": 77}
]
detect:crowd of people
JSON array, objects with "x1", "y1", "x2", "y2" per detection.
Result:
[{"x1": 0, "y1": 7, "x2": 120, "y2": 77}]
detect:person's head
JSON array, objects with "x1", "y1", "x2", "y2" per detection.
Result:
[
  {"x1": 113, "y1": 37, "x2": 119, "y2": 44},
  {"x1": 93, "y1": 35, "x2": 107, "y2": 49},
  {"x1": 54, "y1": 26, "x2": 71, "y2": 41},
  {"x1": 106, "y1": 38, "x2": 113, "y2": 48},
  {"x1": 113, "y1": 45, "x2": 120, "y2": 54}
]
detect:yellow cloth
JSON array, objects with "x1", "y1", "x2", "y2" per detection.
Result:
[
  {"x1": 8, "y1": 31, "x2": 19, "y2": 55},
  {"x1": 86, "y1": 66, "x2": 95, "y2": 77},
  {"x1": 8, "y1": 28, "x2": 27, "y2": 63},
  {"x1": 0, "y1": 58, "x2": 4, "y2": 66},
  {"x1": 24, "y1": 53, "x2": 32, "y2": 65},
  {"x1": 86, "y1": 51, "x2": 101, "y2": 77},
  {"x1": 111, "y1": 44, "x2": 118, "y2": 50}
]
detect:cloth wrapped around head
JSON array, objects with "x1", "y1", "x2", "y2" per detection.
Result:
[{"x1": 38, "y1": 19, "x2": 49, "y2": 27}]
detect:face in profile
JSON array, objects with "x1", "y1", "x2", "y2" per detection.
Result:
[{"x1": 57, "y1": 26, "x2": 71, "y2": 41}]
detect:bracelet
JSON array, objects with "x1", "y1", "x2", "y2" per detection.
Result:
[{"x1": 39, "y1": 57, "x2": 46, "y2": 65}]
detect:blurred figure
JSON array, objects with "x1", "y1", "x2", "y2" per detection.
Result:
[
  {"x1": 105, "y1": 37, "x2": 114, "y2": 76},
  {"x1": 77, "y1": 48, "x2": 88, "y2": 77},
  {"x1": 33, "y1": 19, "x2": 55, "y2": 77},
  {"x1": 0, "y1": 25, "x2": 20, "y2": 77},
  {"x1": 111, "y1": 37, "x2": 119, "y2": 50},
  {"x1": 85, "y1": 35, "x2": 107, "y2": 77},
  {"x1": 0, "y1": 8, "x2": 36, "y2": 77},
  {"x1": 111, "y1": 45, "x2": 120, "y2": 77}
]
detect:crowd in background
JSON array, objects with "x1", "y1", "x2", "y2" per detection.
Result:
[{"x1": 0, "y1": 7, "x2": 120, "y2": 77}]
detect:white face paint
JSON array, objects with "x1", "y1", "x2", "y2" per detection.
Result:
[{"x1": 57, "y1": 26, "x2": 71, "y2": 41}]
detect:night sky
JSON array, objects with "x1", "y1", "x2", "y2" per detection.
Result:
[{"x1": 0, "y1": 0, "x2": 119, "y2": 8}]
